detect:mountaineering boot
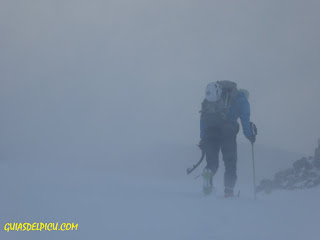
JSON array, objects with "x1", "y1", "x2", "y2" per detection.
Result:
[
  {"x1": 224, "y1": 188, "x2": 234, "y2": 198},
  {"x1": 202, "y1": 168, "x2": 213, "y2": 195}
]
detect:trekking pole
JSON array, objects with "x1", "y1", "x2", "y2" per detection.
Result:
[
  {"x1": 250, "y1": 122, "x2": 258, "y2": 200},
  {"x1": 251, "y1": 142, "x2": 256, "y2": 200}
]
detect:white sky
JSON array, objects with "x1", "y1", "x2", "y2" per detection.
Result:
[{"x1": 1, "y1": 0, "x2": 320, "y2": 160}]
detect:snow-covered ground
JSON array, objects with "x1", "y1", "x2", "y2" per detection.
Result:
[{"x1": 1, "y1": 144, "x2": 318, "y2": 240}]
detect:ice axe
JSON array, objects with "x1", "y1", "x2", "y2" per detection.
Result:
[{"x1": 187, "y1": 146, "x2": 206, "y2": 175}]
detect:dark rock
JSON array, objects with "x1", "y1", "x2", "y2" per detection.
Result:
[
  {"x1": 257, "y1": 156, "x2": 320, "y2": 194},
  {"x1": 293, "y1": 158, "x2": 312, "y2": 171}
]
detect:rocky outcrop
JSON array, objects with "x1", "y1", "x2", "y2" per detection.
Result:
[{"x1": 257, "y1": 157, "x2": 320, "y2": 194}]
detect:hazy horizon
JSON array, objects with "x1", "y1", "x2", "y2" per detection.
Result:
[{"x1": 1, "y1": 0, "x2": 320, "y2": 162}]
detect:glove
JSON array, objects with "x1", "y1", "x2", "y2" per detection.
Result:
[
  {"x1": 249, "y1": 122, "x2": 257, "y2": 144},
  {"x1": 198, "y1": 139, "x2": 206, "y2": 151},
  {"x1": 248, "y1": 134, "x2": 256, "y2": 144}
]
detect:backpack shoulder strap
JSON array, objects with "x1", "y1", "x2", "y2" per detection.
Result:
[{"x1": 199, "y1": 99, "x2": 208, "y2": 113}]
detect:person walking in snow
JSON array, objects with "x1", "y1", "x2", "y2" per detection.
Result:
[{"x1": 199, "y1": 81, "x2": 255, "y2": 198}]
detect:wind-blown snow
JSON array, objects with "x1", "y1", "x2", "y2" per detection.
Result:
[{"x1": 0, "y1": 144, "x2": 318, "y2": 240}]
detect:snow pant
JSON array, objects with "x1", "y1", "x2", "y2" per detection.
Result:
[{"x1": 203, "y1": 122, "x2": 239, "y2": 191}]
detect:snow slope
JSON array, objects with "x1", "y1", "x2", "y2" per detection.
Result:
[{"x1": 0, "y1": 144, "x2": 318, "y2": 240}]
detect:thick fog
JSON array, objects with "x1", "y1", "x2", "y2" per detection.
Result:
[
  {"x1": 2, "y1": 2, "x2": 320, "y2": 240},
  {"x1": 1, "y1": 0, "x2": 320, "y2": 163}
]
